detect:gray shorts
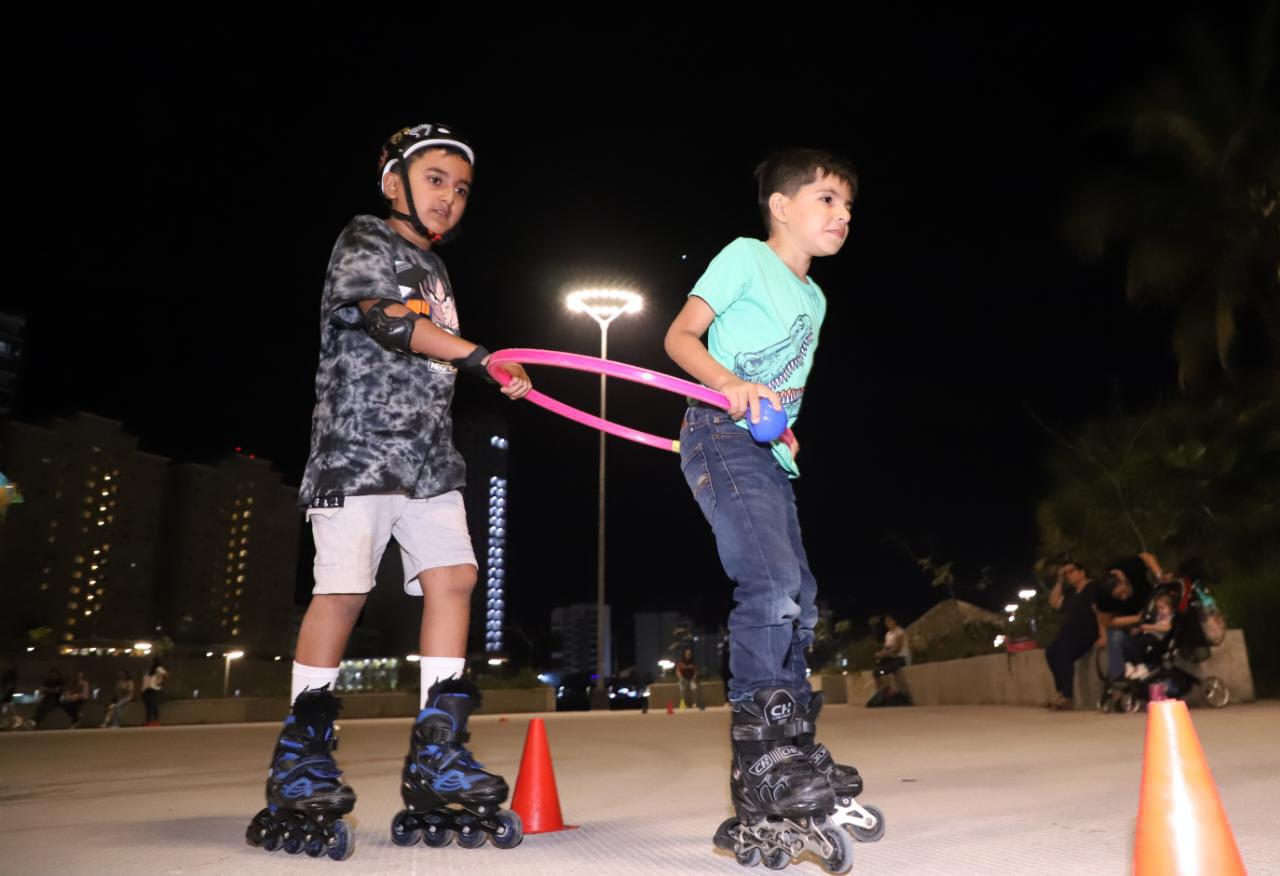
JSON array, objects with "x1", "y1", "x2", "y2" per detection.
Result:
[{"x1": 306, "y1": 492, "x2": 477, "y2": 596}]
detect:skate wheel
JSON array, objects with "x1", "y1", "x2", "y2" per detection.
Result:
[
  {"x1": 455, "y1": 814, "x2": 488, "y2": 849},
  {"x1": 1120, "y1": 692, "x2": 1141, "y2": 714},
  {"x1": 762, "y1": 847, "x2": 790, "y2": 870},
  {"x1": 820, "y1": 824, "x2": 855, "y2": 875},
  {"x1": 1204, "y1": 676, "x2": 1230, "y2": 709},
  {"x1": 327, "y1": 821, "x2": 354, "y2": 861},
  {"x1": 304, "y1": 837, "x2": 326, "y2": 858},
  {"x1": 491, "y1": 810, "x2": 524, "y2": 850},
  {"x1": 846, "y1": 805, "x2": 886, "y2": 843},
  {"x1": 735, "y1": 846, "x2": 762, "y2": 867},
  {"x1": 714, "y1": 816, "x2": 741, "y2": 851},
  {"x1": 391, "y1": 811, "x2": 421, "y2": 847},
  {"x1": 422, "y1": 813, "x2": 454, "y2": 848},
  {"x1": 282, "y1": 833, "x2": 304, "y2": 855}
]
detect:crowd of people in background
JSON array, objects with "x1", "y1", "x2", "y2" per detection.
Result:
[
  {"x1": 0, "y1": 657, "x2": 167, "y2": 730},
  {"x1": 1043, "y1": 551, "x2": 1219, "y2": 711}
]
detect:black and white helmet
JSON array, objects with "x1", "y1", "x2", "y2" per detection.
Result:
[
  {"x1": 378, "y1": 123, "x2": 474, "y2": 190},
  {"x1": 377, "y1": 123, "x2": 474, "y2": 244}
]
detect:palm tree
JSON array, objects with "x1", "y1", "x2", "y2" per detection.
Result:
[{"x1": 1066, "y1": 6, "x2": 1280, "y2": 388}]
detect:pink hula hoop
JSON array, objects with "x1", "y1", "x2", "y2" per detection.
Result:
[{"x1": 486, "y1": 348, "x2": 795, "y2": 453}]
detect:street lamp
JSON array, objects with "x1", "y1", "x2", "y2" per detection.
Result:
[
  {"x1": 565, "y1": 288, "x2": 643, "y2": 689},
  {"x1": 223, "y1": 650, "x2": 244, "y2": 698}
]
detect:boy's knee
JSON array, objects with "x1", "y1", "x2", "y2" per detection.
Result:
[
  {"x1": 420, "y1": 564, "x2": 477, "y2": 599},
  {"x1": 314, "y1": 592, "x2": 367, "y2": 619}
]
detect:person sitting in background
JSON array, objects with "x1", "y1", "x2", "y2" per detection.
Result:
[
  {"x1": 870, "y1": 615, "x2": 912, "y2": 705},
  {"x1": 1045, "y1": 559, "x2": 1101, "y2": 711},
  {"x1": 101, "y1": 671, "x2": 135, "y2": 728},
  {"x1": 1094, "y1": 556, "x2": 1151, "y2": 684}
]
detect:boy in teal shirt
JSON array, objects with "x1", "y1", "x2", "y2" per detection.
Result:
[{"x1": 666, "y1": 149, "x2": 883, "y2": 870}]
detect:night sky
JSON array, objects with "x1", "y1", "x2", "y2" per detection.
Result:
[{"x1": 7, "y1": 14, "x2": 1265, "y2": 660}]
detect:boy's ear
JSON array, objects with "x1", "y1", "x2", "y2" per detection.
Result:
[
  {"x1": 768, "y1": 192, "x2": 789, "y2": 225},
  {"x1": 381, "y1": 172, "x2": 400, "y2": 201}
]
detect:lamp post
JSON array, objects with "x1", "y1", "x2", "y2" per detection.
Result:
[{"x1": 565, "y1": 288, "x2": 643, "y2": 689}]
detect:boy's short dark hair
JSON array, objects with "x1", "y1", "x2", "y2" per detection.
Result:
[{"x1": 754, "y1": 148, "x2": 858, "y2": 231}]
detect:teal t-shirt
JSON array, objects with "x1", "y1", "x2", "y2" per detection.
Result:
[{"x1": 690, "y1": 237, "x2": 826, "y2": 477}]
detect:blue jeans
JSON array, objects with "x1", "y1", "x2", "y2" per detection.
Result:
[
  {"x1": 1106, "y1": 629, "x2": 1127, "y2": 681},
  {"x1": 679, "y1": 406, "x2": 816, "y2": 705}
]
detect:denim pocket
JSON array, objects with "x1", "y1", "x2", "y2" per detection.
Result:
[{"x1": 680, "y1": 442, "x2": 717, "y2": 523}]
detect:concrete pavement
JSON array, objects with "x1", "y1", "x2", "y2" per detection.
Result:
[{"x1": 2, "y1": 701, "x2": 1277, "y2": 875}]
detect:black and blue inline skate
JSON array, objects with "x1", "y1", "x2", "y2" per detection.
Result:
[
  {"x1": 245, "y1": 685, "x2": 356, "y2": 860},
  {"x1": 798, "y1": 692, "x2": 886, "y2": 843},
  {"x1": 713, "y1": 687, "x2": 854, "y2": 873},
  {"x1": 390, "y1": 678, "x2": 523, "y2": 850}
]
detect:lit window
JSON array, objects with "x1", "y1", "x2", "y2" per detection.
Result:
[
  {"x1": 87, "y1": 594, "x2": 94, "y2": 601},
  {"x1": 67, "y1": 602, "x2": 78, "y2": 610},
  {"x1": 72, "y1": 571, "x2": 83, "y2": 580},
  {"x1": 233, "y1": 615, "x2": 240, "y2": 622},
  {"x1": 239, "y1": 550, "x2": 247, "y2": 557},
  {"x1": 243, "y1": 510, "x2": 252, "y2": 519},
  {"x1": 63, "y1": 633, "x2": 73, "y2": 641},
  {"x1": 67, "y1": 618, "x2": 76, "y2": 627},
  {"x1": 97, "y1": 520, "x2": 105, "y2": 526},
  {"x1": 74, "y1": 556, "x2": 85, "y2": 564},
  {"x1": 70, "y1": 586, "x2": 80, "y2": 594},
  {"x1": 232, "y1": 628, "x2": 239, "y2": 636},
  {"x1": 236, "y1": 575, "x2": 245, "y2": 583},
  {"x1": 247, "y1": 497, "x2": 254, "y2": 505},
  {"x1": 235, "y1": 588, "x2": 243, "y2": 596},
  {"x1": 40, "y1": 583, "x2": 49, "y2": 591}
]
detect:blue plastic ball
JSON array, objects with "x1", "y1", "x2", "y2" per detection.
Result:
[{"x1": 748, "y1": 402, "x2": 787, "y2": 443}]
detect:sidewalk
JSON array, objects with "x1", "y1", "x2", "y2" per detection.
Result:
[{"x1": 2, "y1": 702, "x2": 1277, "y2": 874}]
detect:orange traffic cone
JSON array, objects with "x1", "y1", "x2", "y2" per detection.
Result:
[
  {"x1": 510, "y1": 718, "x2": 573, "y2": 834},
  {"x1": 1134, "y1": 700, "x2": 1245, "y2": 874}
]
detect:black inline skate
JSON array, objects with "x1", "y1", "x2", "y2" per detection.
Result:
[
  {"x1": 390, "y1": 678, "x2": 523, "y2": 850},
  {"x1": 798, "y1": 691, "x2": 885, "y2": 843},
  {"x1": 713, "y1": 687, "x2": 854, "y2": 873},
  {"x1": 245, "y1": 685, "x2": 356, "y2": 860}
]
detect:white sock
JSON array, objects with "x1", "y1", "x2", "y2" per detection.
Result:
[
  {"x1": 419, "y1": 657, "x2": 467, "y2": 710},
  {"x1": 291, "y1": 661, "x2": 340, "y2": 705}
]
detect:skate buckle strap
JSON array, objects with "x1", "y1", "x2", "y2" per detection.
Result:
[
  {"x1": 732, "y1": 719, "x2": 807, "y2": 743},
  {"x1": 422, "y1": 724, "x2": 471, "y2": 746},
  {"x1": 747, "y1": 745, "x2": 805, "y2": 777}
]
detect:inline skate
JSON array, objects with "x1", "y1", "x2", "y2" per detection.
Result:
[
  {"x1": 713, "y1": 687, "x2": 853, "y2": 873},
  {"x1": 245, "y1": 685, "x2": 356, "y2": 860},
  {"x1": 798, "y1": 691, "x2": 885, "y2": 843},
  {"x1": 390, "y1": 678, "x2": 522, "y2": 850}
]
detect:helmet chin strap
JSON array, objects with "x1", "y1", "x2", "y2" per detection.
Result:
[{"x1": 389, "y1": 163, "x2": 443, "y2": 244}]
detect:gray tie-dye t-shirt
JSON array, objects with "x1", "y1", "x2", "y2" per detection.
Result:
[{"x1": 298, "y1": 215, "x2": 465, "y2": 509}]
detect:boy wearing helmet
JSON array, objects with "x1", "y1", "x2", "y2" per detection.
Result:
[
  {"x1": 244, "y1": 124, "x2": 531, "y2": 860},
  {"x1": 665, "y1": 149, "x2": 880, "y2": 870}
]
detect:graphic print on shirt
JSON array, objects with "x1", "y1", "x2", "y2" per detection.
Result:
[
  {"x1": 397, "y1": 260, "x2": 460, "y2": 373},
  {"x1": 732, "y1": 314, "x2": 814, "y2": 415}
]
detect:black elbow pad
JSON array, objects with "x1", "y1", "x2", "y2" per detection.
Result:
[{"x1": 364, "y1": 300, "x2": 419, "y2": 353}]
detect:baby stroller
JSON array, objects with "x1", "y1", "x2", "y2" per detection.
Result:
[{"x1": 1099, "y1": 578, "x2": 1230, "y2": 713}]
